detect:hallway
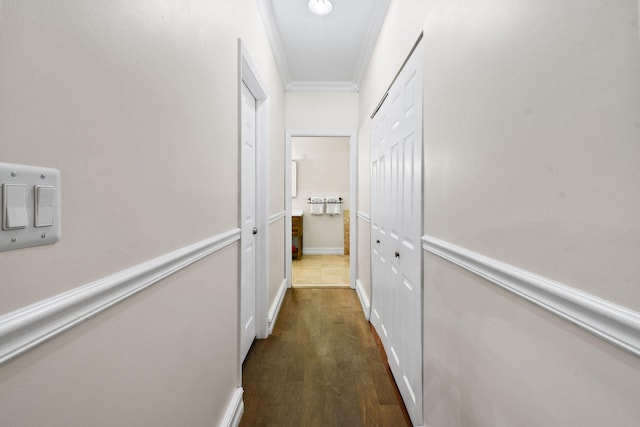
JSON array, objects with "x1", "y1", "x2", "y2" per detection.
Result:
[
  {"x1": 241, "y1": 288, "x2": 409, "y2": 427},
  {"x1": 1, "y1": 2, "x2": 638, "y2": 426}
]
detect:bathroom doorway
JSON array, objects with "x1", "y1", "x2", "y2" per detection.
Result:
[
  {"x1": 285, "y1": 131, "x2": 357, "y2": 289},
  {"x1": 291, "y1": 136, "x2": 350, "y2": 287}
]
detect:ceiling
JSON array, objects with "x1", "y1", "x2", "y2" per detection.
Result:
[{"x1": 257, "y1": 0, "x2": 390, "y2": 92}]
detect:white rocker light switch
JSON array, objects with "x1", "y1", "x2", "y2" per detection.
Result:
[
  {"x1": 3, "y1": 184, "x2": 28, "y2": 230},
  {"x1": 35, "y1": 186, "x2": 55, "y2": 227}
]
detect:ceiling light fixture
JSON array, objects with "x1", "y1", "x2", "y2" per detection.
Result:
[{"x1": 308, "y1": 0, "x2": 333, "y2": 16}]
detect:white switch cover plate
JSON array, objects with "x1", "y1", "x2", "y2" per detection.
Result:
[{"x1": 0, "y1": 163, "x2": 61, "y2": 252}]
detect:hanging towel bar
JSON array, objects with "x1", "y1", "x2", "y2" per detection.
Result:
[{"x1": 307, "y1": 197, "x2": 325, "y2": 205}]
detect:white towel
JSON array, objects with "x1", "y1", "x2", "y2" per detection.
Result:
[
  {"x1": 325, "y1": 196, "x2": 342, "y2": 216},
  {"x1": 309, "y1": 197, "x2": 324, "y2": 215}
]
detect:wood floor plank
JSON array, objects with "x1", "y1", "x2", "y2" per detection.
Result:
[{"x1": 241, "y1": 288, "x2": 410, "y2": 427}]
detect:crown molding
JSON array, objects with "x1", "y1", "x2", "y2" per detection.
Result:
[
  {"x1": 352, "y1": 0, "x2": 390, "y2": 89},
  {"x1": 286, "y1": 80, "x2": 359, "y2": 93},
  {"x1": 256, "y1": 0, "x2": 291, "y2": 89}
]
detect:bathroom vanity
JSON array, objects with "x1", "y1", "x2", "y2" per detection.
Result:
[{"x1": 292, "y1": 209, "x2": 303, "y2": 260}]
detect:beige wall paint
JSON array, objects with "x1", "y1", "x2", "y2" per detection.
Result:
[
  {"x1": 292, "y1": 137, "x2": 350, "y2": 250},
  {"x1": 421, "y1": 0, "x2": 640, "y2": 311},
  {"x1": 0, "y1": 0, "x2": 284, "y2": 311},
  {"x1": 269, "y1": 219, "x2": 285, "y2": 304},
  {"x1": 0, "y1": 0, "x2": 284, "y2": 425},
  {"x1": 260, "y1": 21, "x2": 286, "y2": 326},
  {"x1": 424, "y1": 254, "x2": 640, "y2": 427},
  {"x1": 359, "y1": 0, "x2": 640, "y2": 425},
  {"x1": 0, "y1": 246, "x2": 239, "y2": 427},
  {"x1": 356, "y1": 124, "x2": 372, "y2": 300},
  {"x1": 286, "y1": 92, "x2": 358, "y2": 130},
  {"x1": 356, "y1": 217, "x2": 371, "y2": 291}
]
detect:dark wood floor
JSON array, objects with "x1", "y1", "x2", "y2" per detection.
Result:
[{"x1": 240, "y1": 288, "x2": 410, "y2": 427}]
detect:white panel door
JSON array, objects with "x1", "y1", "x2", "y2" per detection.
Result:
[
  {"x1": 370, "y1": 39, "x2": 423, "y2": 425},
  {"x1": 241, "y1": 82, "x2": 257, "y2": 362},
  {"x1": 370, "y1": 113, "x2": 388, "y2": 345}
]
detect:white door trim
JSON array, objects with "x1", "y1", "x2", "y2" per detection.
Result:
[
  {"x1": 238, "y1": 40, "x2": 269, "y2": 379},
  {"x1": 285, "y1": 129, "x2": 358, "y2": 290}
]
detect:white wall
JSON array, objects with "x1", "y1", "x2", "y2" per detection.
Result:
[
  {"x1": 292, "y1": 137, "x2": 350, "y2": 252},
  {"x1": 0, "y1": 0, "x2": 284, "y2": 425},
  {"x1": 359, "y1": 0, "x2": 640, "y2": 425}
]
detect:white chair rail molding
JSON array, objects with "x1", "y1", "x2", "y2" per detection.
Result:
[{"x1": 422, "y1": 235, "x2": 640, "y2": 357}]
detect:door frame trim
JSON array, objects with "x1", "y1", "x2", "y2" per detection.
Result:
[
  {"x1": 285, "y1": 129, "x2": 358, "y2": 290},
  {"x1": 238, "y1": 40, "x2": 270, "y2": 380}
]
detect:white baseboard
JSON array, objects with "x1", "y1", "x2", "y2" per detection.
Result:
[
  {"x1": 268, "y1": 279, "x2": 287, "y2": 335},
  {"x1": 303, "y1": 247, "x2": 344, "y2": 255},
  {"x1": 0, "y1": 229, "x2": 241, "y2": 366},
  {"x1": 422, "y1": 235, "x2": 640, "y2": 357},
  {"x1": 219, "y1": 387, "x2": 243, "y2": 427},
  {"x1": 355, "y1": 279, "x2": 371, "y2": 320},
  {"x1": 292, "y1": 283, "x2": 349, "y2": 288}
]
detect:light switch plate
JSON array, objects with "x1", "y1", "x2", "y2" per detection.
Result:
[{"x1": 0, "y1": 163, "x2": 61, "y2": 252}]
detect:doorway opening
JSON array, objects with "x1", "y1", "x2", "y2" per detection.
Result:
[
  {"x1": 290, "y1": 136, "x2": 350, "y2": 287},
  {"x1": 285, "y1": 130, "x2": 357, "y2": 291}
]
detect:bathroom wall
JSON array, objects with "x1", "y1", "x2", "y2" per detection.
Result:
[{"x1": 292, "y1": 136, "x2": 349, "y2": 254}]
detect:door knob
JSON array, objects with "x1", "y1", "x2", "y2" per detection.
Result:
[
  {"x1": 253, "y1": 227, "x2": 258, "y2": 235},
  {"x1": 395, "y1": 251, "x2": 400, "y2": 258}
]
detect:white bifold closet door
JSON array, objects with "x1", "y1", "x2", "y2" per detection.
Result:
[{"x1": 370, "y1": 38, "x2": 423, "y2": 426}]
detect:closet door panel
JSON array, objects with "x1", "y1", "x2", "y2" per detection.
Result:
[{"x1": 370, "y1": 38, "x2": 424, "y2": 426}]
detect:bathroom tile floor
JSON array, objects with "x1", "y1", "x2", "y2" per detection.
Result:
[{"x1": 292, "y1": 255, "x2": 350, "y2": 286}]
